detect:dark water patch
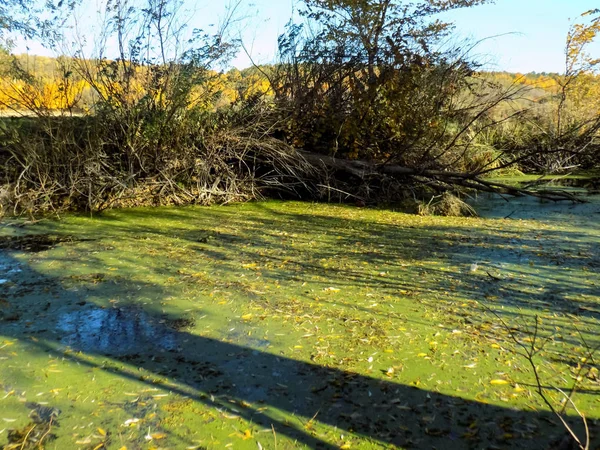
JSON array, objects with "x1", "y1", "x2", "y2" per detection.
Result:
[
  {"x1": 67, "y1": 273, "x2": 106, "y2": 283},
  {"x1": 224, "y1": 329, "x2": 271, "y2": 349},
  {"x1": 0, "y1": 251, "x2": 22, "y2": 285},
  {"x1": 58, "y1": 307, "x2": 181, "y2": 355},
  {"x1": 164, "y1": 316, "x2": 195, "y2": 330},
  {"x1": 0, "y1": 234, "x2": 93, "y2": 252},
  {"x1": 26, "y1": 403, "x2": 61, "y2": 424},
  {"x1": 3, "y1": 403, "x2": 60, "y2": 450},
  {"x1": 0, "y1": 383, "x2": 26, "y2": 398}
]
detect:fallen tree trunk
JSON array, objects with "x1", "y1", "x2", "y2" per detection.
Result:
[{"x1": 298, "y1": 150, "x2": 585, "y2": 202}]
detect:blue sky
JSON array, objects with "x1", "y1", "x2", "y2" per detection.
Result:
[
  {"x1": 231, "y1": 0, "x2": 600, "y2": 73},
  {"x1": 441, "y1": 0, "x2": 600, "y2": 73},
  {"x1": 16, "y1": 0, "x2": 600, "y2": 73}
]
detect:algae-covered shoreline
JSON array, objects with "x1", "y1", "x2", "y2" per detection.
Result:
[{"x1": 1, "y1": 199, "x2": 599, "y2": 449}]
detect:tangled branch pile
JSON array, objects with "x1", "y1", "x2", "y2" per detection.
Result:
[{"x1": 0, "y1": 113, "x2": 319, "y2": 214}]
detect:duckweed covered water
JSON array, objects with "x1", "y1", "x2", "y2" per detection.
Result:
[{"x1": 0, "y1": 199, "x2": 599, "y2": 449}]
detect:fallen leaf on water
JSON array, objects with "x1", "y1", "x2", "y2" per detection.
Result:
[{"x1": 122, "y1": 418, "x2": 140, "y2": 427}]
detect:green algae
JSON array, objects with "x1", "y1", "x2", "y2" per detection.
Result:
[{"x1": 0, "y1": 199, "x2": 598, "y2": 449}]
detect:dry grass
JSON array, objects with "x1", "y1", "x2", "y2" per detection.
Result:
[{"x1": 418, "y1": 192, "x2": 478, "y2": 217}]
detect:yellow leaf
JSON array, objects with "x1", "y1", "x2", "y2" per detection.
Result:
[
  {"x1": 242, "y1": 429, "x2": 252, "y2": 440},
  {"x1": 417, "y1": 353, "x2": 428, "y2": 357},
  {"x1": 490, "y1": 379, "x2": 509, "y2": 385},
  {"x1": 97, "y1": 427, "x2": 107, "y2": 436},
  {"x1": 150, "y1": 433, "x2": 166, "y2": 439},
  {"x1": 340, "y1": 444, "x2": 351, "y2": 449},
  {"x1": 241, "y1": 314, "x2": 253, "y2": 320}
]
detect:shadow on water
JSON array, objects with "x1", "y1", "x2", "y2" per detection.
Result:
[
  {"x1": 1, "y1": 207, "x2": 599, "y2": 448},
  {"x1": 0, "y1": 284, "x2": 587, "y2": 449}
]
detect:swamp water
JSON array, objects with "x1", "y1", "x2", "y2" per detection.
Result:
[{"x1": 0, "y1": 196, "x2": 598, "y2": 449}]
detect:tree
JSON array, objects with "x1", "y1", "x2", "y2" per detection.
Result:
[
  {"x1": 266, "y1": 0, "x2": 583, "y2": 204},
  {"x1": 532, "y1": 8, "x2": 600, "y2": 171},
  {"x1": 0, "y1": 0, "x2": 32, "y2": 43},
  {"x1": 558, "y1": 9, "x2": 600, "y2": 136},
  {"x1": 273, "y1": 0, "x2": 493, "y2": 163}
]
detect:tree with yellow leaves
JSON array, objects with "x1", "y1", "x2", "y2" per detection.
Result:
[{"x1": 558, "y1": 9, "x2": 600, "y2": 137}]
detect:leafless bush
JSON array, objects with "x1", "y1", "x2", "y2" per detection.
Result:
[{"x1": 484, "y1": 309, "x2": 599, "y2": 450}]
